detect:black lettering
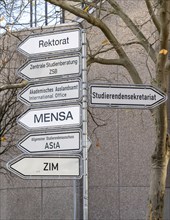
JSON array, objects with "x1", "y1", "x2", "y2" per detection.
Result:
[
  {"x1": 92, "y1": 92, "x2": 97, "y2": 98},
  {"x1": 133, "y1": 94, "x2": 137, "y2": 99},
  {"x1": 45, "y1": 143, "x2": 49, "y2": 149},
  {"x1": 43, "y1": 162, "x2": 48, "y2": 171},
  {"x1": 59, "y1": 111, "x2": 65, "y2": 121},
  {"x1": 49, "y1": 69, "x2": 57, "y2": 74},
  {"x1": 49, "y1": 142, "x2": 53, "y2": 149},
  {"x1": 39, "y1": 40, "x2": 44, "y2": 48},
  {"x1": 34, "y1": 111, "x2": 74, "y2": 123},
  {"x1": 44, "y1": 113, "x2": 50, "y2": 122},
  {"x1": 43, "y1": 162, "x2": 59, "y2": 171},
  {"x1": 66, "y1": 111, "x2": 73, "y2": 120},
  {"x1": 39, "y1": 38, "x2": 69, "y2": 48},
  {"x1": 52, "y1": 163, "x2": 58, "y2": 170},
  {"x1": 48, "y1": 40, "x2": 52, "y2": 46},
  {"x1": 55, "y1": 142, "x2": 60, "y2": 148},
  {"x1": 55, "y1": 39, "x2": 59, "y2": 45},
  {"x1": 44, "y1": 142, "x2": 60, "y2": 149},
  {"x1": 51, "y1": 113, "x2": 58, "y2": 121},
  {"x1": 34, "y1": 114, "x2": 43, "y2": 123}
]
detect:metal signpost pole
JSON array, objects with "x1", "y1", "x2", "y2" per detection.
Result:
[{"x1": 82, "y1": 30, "x2": 88, "y2": 220}]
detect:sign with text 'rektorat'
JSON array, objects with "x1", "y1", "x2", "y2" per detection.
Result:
[{"x1": 18, "y1": 29, "x2": 81, "y2": 57}]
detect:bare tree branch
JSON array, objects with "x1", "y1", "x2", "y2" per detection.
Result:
[
  {"x1": 46, "y1": 0, "x2": 143, "y2": 84},
  {"x1": 88, "y1": 56, "x2": 125, "y2": 66},
  {"x1": 107, "y1": 0, "x2": 157, "y2": 63},
  {"x1": 144, "y1": 0, "x2": 160, "y2": 33},
  {"x1": 0, "y1": 80, "x2": 27, "y2": 92}
]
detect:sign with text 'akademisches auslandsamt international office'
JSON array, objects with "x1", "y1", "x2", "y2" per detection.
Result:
[{"x1": 18, "y1": 79, "x2": 81, "y2": 106}]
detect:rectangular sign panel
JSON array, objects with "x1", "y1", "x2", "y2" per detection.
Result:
[
  {"x1": 17, "y1": 104, "x2": 82, "y2": 131},
  {"x1": 17, "y1": 54, "x2": 81, "y2": 81},
  {"x1": 18, "y1": 80, "x2": 81, "y2": 106},
  {"x1": 17, "y1": 130, "x2": 82, "y2": 153},
  {"x1": 18, "y1": 29, "x2": 81, "y2": 57},
  {"x1": 7, "y1": 154, "x2": 82, "y2": 179},
  {"x1": 89, "y1": 84, "x2": 167, "y2": 109}
]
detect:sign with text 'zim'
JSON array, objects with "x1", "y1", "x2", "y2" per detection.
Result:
[
  {"x1": 17, "y1": 130, "x2": 82, "y2": 153},
  {"x1": 7, "y1": 154, "x2": 82, "y2": 179},
  {"x1": 17, "y1": 54, "x2": 81, "y2": 81},
  {"x1": 89, "y1": 84, "x2": 167, "y2": 109},
  {"x1": 17, "y1": 104, "x2": 81, "y2": 131},
  {"x1": 18, "y1": 29, "x2": 81, "y2": 57},
  {"x1": 18, "y1": 80, "x2": 81, "y2": 106}
]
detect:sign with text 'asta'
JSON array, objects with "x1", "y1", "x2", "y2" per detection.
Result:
[
  {"x1": 17, "y1": 130, "x2": 82, "y2": 153},
  {"x1": 17, "y1": 54, "x2": 81, "y2": 81},
  {"x1": 7, "y1": 154, "x2": 82, "y2": 179},
  {"x1": 17, "y1": 104, "x2": 81, "y2": 131},
  {"x1": 18, "y1": 29, "x2": 81, "y2": 57},
  {"x1": 89, "y1": 84, "x2": 167, "y2": 109},
  {"x1": 18, "y1": 80, "x2": 81, "y2": 106}
]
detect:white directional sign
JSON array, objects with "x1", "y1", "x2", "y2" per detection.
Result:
[
  {"x1": 7, "y1": 154, "x2": 82, "y2": 179},
  {"x1": 17, "y1": 104, "x2": 81, "y2": 131},
  {"x1": 17, "y1": 54, "x2": 81, "y2": 81},
  {"x1": 89, "y1": 84, "x2": 167, "y2": 109},
  {"x1": 17, "y1": 130, "x2": 82, "y2": 153},
  {"x1": 18, "y1": 80, "x2": 81, "y2": 106},
  {"x1": 18, "y1": 29, "x2": 81, "y2": 57}
]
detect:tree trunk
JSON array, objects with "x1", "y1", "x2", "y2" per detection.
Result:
[
  {"x1": 147, "y1": 152, "x2": 169, "y2": 219},
  {"x1": 147, "y1": 103, "x2": 169, "y2": 219}
]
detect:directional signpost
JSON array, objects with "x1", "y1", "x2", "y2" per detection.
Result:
[
  {"x1": 17, "y1": 130, "x2": 82, "y2": 153},
  {"x1": 18, "y1": 28, "x2": 81, "y2": 57},
  {"x1": 7, "y1": 154, "x2": 82, "y2": 179},
  {"x1": 18, "y1": 80, "x2": 81, "y2": 106},
  {"x1": 89, "y1": 84, "x2": 167, "y2": 109},
  {"x1": 17, "y1": 54, "x2": 81, "y2": 81},
  {"x1": 7, "y1": 24, "x2": 88, "y2": 220}
]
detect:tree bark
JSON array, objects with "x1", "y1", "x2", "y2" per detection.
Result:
[
  {"x1": 147, "y1": 98, "x2": 170, "y2": 219},
  {"x1": 147, "y1": 152, "x2": 169, "y2": 219}
]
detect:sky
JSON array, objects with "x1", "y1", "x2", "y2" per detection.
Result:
[{"x1": 0, "y1": 0, "x2": 62, "y2": 33}]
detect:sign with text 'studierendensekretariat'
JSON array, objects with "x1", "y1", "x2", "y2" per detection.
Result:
[{"x1": 89, "y1": 84, "x2": 167, "y2": 109}]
